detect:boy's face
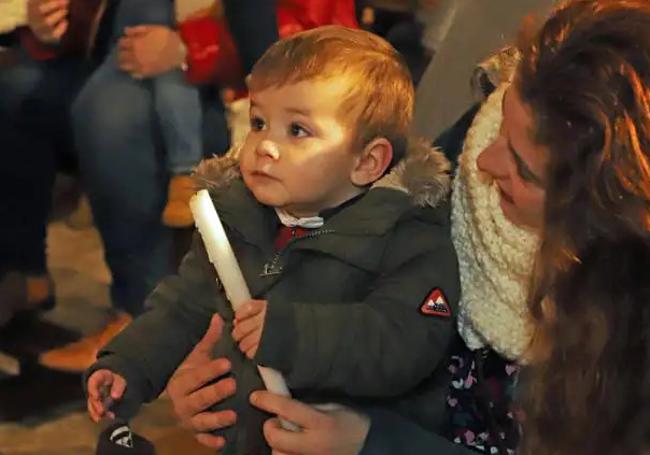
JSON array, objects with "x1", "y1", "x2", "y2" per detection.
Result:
[{"x1": 240, "y1": 78, "x2": 364, "y2": 217}]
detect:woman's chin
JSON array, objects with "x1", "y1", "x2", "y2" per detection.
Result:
[
  {"x1": 499, "y1": 197, "x2": 521, "y2": 226},
  {"x1": 500, "y1": 199, "x2": 541, "y2": 231}
]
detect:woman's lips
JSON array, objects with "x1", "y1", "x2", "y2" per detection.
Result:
[{"x1": 497, "y1": 185, "x2": 514, "y2": 204}]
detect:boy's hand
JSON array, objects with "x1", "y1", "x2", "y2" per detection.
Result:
[
  {"x1": 87, "y1": 369, "x2": 126, "y2": 423},
  {"x1": 232, "y1": 299, "x2": 268, "y2": 360}
]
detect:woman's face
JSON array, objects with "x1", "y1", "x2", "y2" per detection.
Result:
[{"x1": 477, "y1": 87, "x2": 548, "y2": 229}]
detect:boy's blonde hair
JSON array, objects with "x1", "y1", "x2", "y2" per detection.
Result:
[{"x1": 249, "y1": 25, "x2": 414, "y2": 168}]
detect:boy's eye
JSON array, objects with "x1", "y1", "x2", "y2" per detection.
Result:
[
  {"x1": 289, "y1": 122, "x2": 310, "y2": 138},
  {"x1": 250, "y1": 116, "x2": 266, "y2": 132}
]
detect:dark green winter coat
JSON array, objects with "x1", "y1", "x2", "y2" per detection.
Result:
[{"x1": 88, "y1": 141, "x2": 461, "y2": 454}]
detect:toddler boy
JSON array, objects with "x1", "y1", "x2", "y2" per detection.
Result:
[{"x1": 86, "y1": 25, "x2": 460, "y2": 454}]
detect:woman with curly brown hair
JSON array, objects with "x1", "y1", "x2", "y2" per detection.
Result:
[
  {"x1": 446, "y1": 0, "x2": 650, "y2": 453},
  {"x1": 152, "y1": 1, "x2": 650, "y2": 453},
  {"x1": 515, "y1": 0, "x2": 650, "y2": 453}
]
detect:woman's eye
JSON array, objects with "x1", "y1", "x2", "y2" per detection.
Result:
[
  {"x1": 289, "y1": 123, "x2": 310, "y2": 138},
  {"x1": 250, "y1": 116, "x2": 266, "y2": 131}
]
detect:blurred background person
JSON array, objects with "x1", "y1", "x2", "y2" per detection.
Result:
[{"x1": 0, "y1": 0, "x2": 111, "y2": 326}]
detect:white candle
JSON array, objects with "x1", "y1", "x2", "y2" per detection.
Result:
[{"x1": 190, "y1": 189, "x2": 298, "y2": 431}]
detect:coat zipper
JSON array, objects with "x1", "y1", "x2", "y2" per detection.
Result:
[{"x1": 260, "y1": 229, "x2": 336, "y2": 277}]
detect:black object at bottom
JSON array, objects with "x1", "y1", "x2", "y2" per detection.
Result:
[{"x1": 96, "y1": 421, "x2": 156, "y2": 455}]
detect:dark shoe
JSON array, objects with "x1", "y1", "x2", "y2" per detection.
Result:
[
  {"x1": 0, "y1": 272, "x2": 55, "y2": 326},
  {"x1": 96, "y1": 421, "x2": 156, "y2": 455}
]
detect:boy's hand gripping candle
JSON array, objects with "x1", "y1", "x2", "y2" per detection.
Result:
[{"x1": 190, "y1": 189, "x2": 298, "y2": 431}]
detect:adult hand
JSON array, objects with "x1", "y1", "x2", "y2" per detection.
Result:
[
  {"x1": 166, "y1": 315, "x2": 238, "y2": 450},
  {"x1": 117, "y1": 25, "x2": 186, "y2": 79},
  {"x1": 250, "y1": 391, "x2": 371, "y2": 455},
  {"x1": 27, "y1": 0, "x2": 69, "y2": 44}
]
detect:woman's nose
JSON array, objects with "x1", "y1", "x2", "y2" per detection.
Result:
[
  {"x1": 477, "y1": 137, "x2": 508, "y2": 180},
  {"x1": 255, "y1": 139, "x2": 280, "y2": 160}
]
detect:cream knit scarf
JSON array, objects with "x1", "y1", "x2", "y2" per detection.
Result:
[{"x1": 451, "y1": 83, "x2": 539, "y2": 361}]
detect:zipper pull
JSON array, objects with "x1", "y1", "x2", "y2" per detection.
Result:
[{"x1": 261, "y1": 254, "x2": 283, "y2": 277}]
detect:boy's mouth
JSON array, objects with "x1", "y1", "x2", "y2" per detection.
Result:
[{"x1": 250, "y1": 170, "x2": 278, "y2": 181}]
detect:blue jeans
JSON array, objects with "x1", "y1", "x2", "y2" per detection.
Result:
[
  {"x1": 72, "y1": 0, "x2": 228, "y2": 315},
  {"x1": 0, "y1": 51, "x2": 89, "y2": 275},
  {"x1": 155, "y1": 70, "x2": 203, "y2": 174},
  {"x1": 108, "y1": 0, "x2": 203, "y2": 174},
  {"x1": 109, "y1": 0, "x2": 203, "y2": 174}
]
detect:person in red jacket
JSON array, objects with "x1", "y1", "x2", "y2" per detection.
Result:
[{"x1": 180, "y1": 0, "x2": 358, "y2": 86}]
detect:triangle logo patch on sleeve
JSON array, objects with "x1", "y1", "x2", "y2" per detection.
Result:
[{"x1": 420, "y1": 288, "x2": 451, "y2": 317}]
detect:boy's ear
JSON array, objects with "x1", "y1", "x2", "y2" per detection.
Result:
[{"x1": 350, "y1": 137, "x2": 393, "y2": 186}]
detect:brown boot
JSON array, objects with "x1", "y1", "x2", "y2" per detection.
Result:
[
  {"x1": 161, "y1": 175, "x2": 196, "y2": 228},
  {"x1": 39, "y1": 312, "x2": 132, "y2": 372}
]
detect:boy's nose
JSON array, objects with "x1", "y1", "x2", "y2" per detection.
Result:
[{"x1": 256, "y1": 139, "x2": 280, "y2": 160}]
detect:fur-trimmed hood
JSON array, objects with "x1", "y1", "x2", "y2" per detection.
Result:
[{"x1": 193, "y1": 139, "x2": 452, "y2": 208}]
